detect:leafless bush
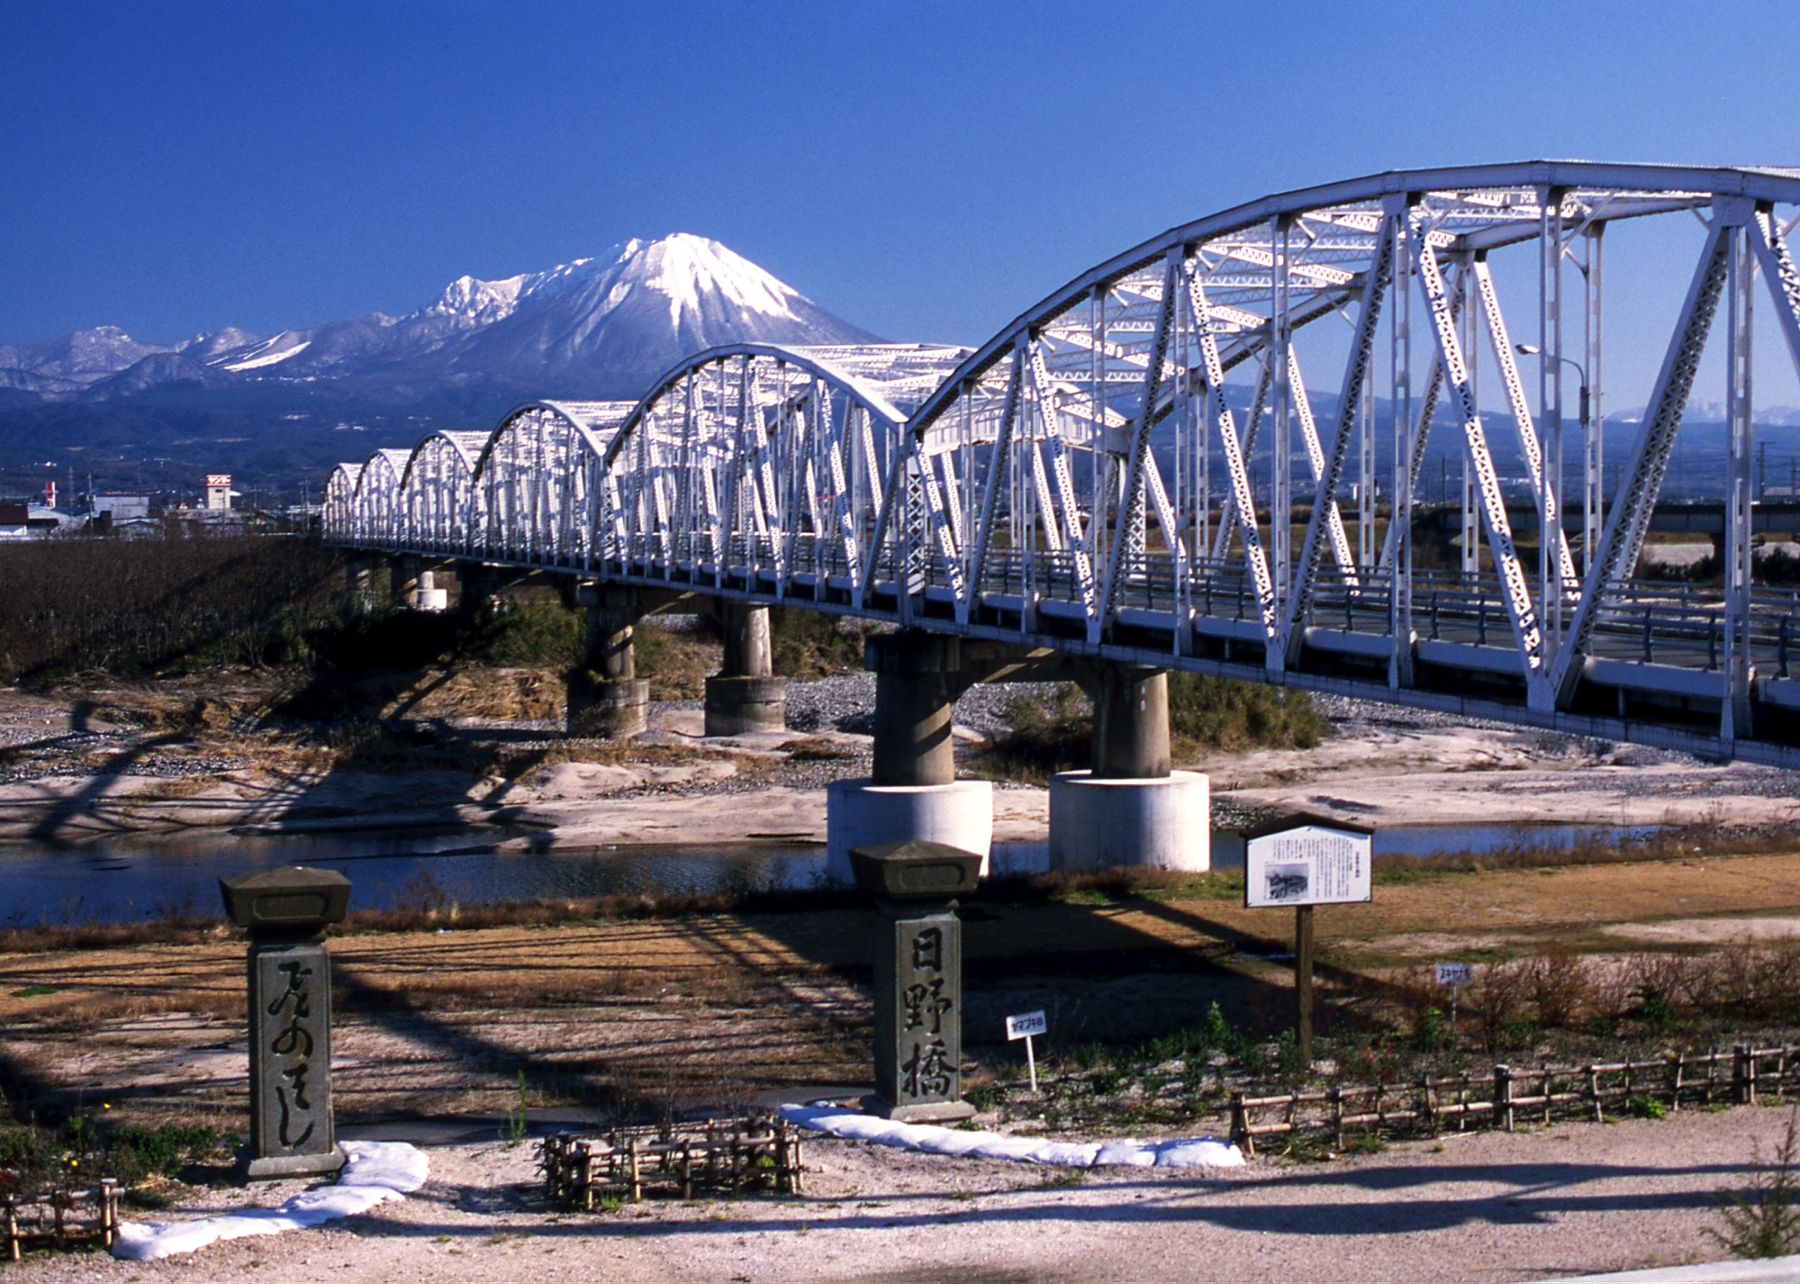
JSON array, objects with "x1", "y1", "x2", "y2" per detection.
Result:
[
  {"x1": 1468, "y1": 958, "x2": 1532, "y2": 1048},
  {"x1": 1530, "y1": 947, "x2": 1590, "y2": 1028}
]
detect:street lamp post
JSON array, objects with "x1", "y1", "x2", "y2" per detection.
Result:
[{"x1": 1516, "y1": 343, "x2": 1590, "y2": 619}]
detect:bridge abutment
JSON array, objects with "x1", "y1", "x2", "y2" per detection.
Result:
[
  {"x1": 1050, "y1": 666, "x2": 1208, "y2": 873},
  {"x1": 704, "y1": 603, "x2": 788, "y2": 736},
  {"x1": 568, "y1": 582, "x2": 649, "y2": 738},
  {"x1": 826, "y1": 630, "x2": 991, "y2": 883}
]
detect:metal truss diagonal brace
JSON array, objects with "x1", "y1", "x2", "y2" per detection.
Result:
[
  {"x1": 1188, "y1": 265, "x2": 1279, "y2": 643},
  {"x1": 1750, "y1": 211, "x2": 1800, "y2": 385},
  {"x1": 1211, "y1": 358, "x2": 1273, "y2": 561},
  {"x1": 1028, "y1": 344, "x2": 1097, "y2": 606},
  {"x1": 1286, "y1": 343, "x2": 1357, "y2": 580},
  {"x1": 1096, "y1": 250, "x2": 1181, "y2": 643},
  {"x1": 1281, "y1": 214, "x2": 1393, "y2": 663},
  {"x1": 967, "y1": 352, "x2": 1025, "y2": 612},
  {"x1": 1472, "y1": 259, "x2": 1579, "y2": 592},
  {"x1": 1552, "y1": 217, "x2": 1731, "y2": 705},
  {"x1": 1416, "y1": 241, "x2": 1547, "y2": 681}
]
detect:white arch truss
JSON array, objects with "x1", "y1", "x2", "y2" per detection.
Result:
[{"x1": 323, "y1": 167, "x2": 1800, "y2": 766}]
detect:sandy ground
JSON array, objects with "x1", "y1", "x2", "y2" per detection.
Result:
[
  {"x1": 5, "y1": 1105, "x2": 1794, "y2": 1283},
  {"x1": 0, "y1": 680, "x2": 1795, "y2": 847}
]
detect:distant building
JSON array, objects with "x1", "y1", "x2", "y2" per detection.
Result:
[
  {"x1": 0, "y1": 504, "x2": 27, "y2": 541},
  {"x1": 204, "y1": 474, "x2": 234, "y2": 511},
  {"x1": 92, "y1": 493, "x2": 150, "y2": 521}
]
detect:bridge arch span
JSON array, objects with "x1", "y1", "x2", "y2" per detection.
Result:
[{"x1": 321, "y1": 167, "x2": 1800, "y2": 765}]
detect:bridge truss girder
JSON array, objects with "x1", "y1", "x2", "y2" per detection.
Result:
[{"x1": 323, "y1": 164, "x2": 1800, "y2": 768}]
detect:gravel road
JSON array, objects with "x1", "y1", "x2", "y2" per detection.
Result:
[{"x1": 8, "y1": 1104, "x2": 1791, "y2": 1283}]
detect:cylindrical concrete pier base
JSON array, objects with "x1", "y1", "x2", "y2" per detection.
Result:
[
  {"x1": 567, "y1": 677, "x2": 650, "y2": 738},
  {"x1": 826, "y1": 779, "x2": 992, "y2": 885},
  {"x1": 1048, "y1": 770, "x2": 1209, "y2": 871},
  {"x1": 704, "y1": 674, "x2": 789, "y2": 736}
]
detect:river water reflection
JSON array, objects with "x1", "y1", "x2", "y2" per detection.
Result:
[{"x1": 1, "y1": 818, "x2": 1673, "y2": 926}]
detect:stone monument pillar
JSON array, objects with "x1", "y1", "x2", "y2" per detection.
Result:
[
  {"x1": 569, "y1": 582, "x2": 649, "y2": 737},
  {"x1": 218, "y1": 866, "x2": 352, "y2": 1180},
  {"x1": 704, "y1": 602, "x2": 788, "y2": 735},
  {"x1": 849, "y1": 839, "x2": 981, "y2": 1123}
]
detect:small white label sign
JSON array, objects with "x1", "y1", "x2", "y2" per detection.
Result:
[
  {"x1": 1245, "y1": 825, "x2": 1373, "y2": 908},
  {"x1": 1005, "y1": 1010, "x2": 1047, "y2": 1041},
  {"x1": 1435, "y1": 962, "x2": 1474, "y2": 987}
]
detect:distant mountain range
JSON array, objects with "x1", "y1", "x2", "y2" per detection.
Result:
[
  {"x1": 3, "y1": 235, "x2": 1798, "y2": 503},
  {"x1": 0, "y1": 235, "x2": 883, "y2": 498},
  {"x1": 0, "y1": 234, "x2": 879, "y2": 406}
]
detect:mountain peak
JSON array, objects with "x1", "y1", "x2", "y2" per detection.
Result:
[
  {"x1": 610, "y1": 233, "x2": 805, "y2": 328},
  {"x1": 2, "y1": 234, "x2": 883, "y2": 402}
]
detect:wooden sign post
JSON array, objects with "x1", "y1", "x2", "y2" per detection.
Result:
[{"x1": 1244, "y1": 815, "x2": 1374, "y2": 1068}]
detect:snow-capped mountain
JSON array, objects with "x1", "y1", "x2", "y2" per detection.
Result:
[{"x1": 0, "y1": 234, "x2": 881, "y2": 403}]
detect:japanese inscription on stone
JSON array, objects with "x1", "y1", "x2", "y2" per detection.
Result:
[
  {"x1": 249, "y1": 941, "x2": 336, "y2": 1162},
  {"x1": 878, "y1": 913, "x2": 962, "y2": 1110}
]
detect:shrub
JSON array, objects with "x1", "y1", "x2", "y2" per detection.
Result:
[
  {"x1": 972, "y1": 685, "x2": 1091, "y2": 783},
  {"x1": 1166, "y1": 672, "x2": 1329, "y2": 751},
  {"x1": 1711, "y1": 1110, "x2": 1800, "y2": 1259},
  {"x1": 1414, "y1": 1006, "x2": 1452, "y2": 1053},
  {"x1": 769, "y1": 607, "x2": 864, "y2": 676}
]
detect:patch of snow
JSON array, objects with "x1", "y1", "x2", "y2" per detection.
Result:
[
  {"x1": 631, "y1": 234, "x2": 804, "y2": 329},
  {"x1": 779, "y1": 1104, "x2": 1244, "y2": 1169},
  {"x1": 222, "y1": 340, "x2": 311, "y2": 372},
  {"x1": 110, "y1": 1141, "x2": 428, "y2": 1262}
]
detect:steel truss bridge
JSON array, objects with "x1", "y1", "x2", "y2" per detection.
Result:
[{"x1": 325, "y1": 163, "x2": 1800, "y2": 768}]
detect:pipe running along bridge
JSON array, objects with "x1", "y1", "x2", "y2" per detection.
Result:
[{"x1": 325, "y1": 163, "x2": 1800, "y2": 871}]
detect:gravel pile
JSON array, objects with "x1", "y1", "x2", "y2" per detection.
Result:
[{"x1": 782, "y1": 672, "x2": 1069, "y2": 741}]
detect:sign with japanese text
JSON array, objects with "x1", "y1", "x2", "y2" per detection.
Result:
[
  {"x1": 248, "y1": 941, "x2": 336, "y2": 1161},
  {"x1": 1005, "y1": 1011, "x2": 1047, "y2": 1041},
  {"x1": 1435, "y1": 962, "x2": 1474, "y2": 987},
  {"x1": 875, "y1": 910, "x2": 963, "y2": 1113},
  {"x1": 1245, "y1": 824, "x2": 1373, "y2": 908}
]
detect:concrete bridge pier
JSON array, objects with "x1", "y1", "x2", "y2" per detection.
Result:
[
  {"x1": 826, "y1": 630, "x2": 991, "y2": 883},
  {"x1": 388, "y1": 555, "x2": 421, "y2": 607},
  {"x1": 704, "y1": 603, "x2": 788, "y2": 736},
  {"x1": 341, "y1": 556, "x2": 377, "y2": 612},
  {"x1": 1049, "y1": 666, "x2": 1209, "y2": 872},
  {"x1": 568, "y1": 582, "x2": 650, "y2": 738}
]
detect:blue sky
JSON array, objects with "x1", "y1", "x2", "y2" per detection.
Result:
[{"x1": 4, "y1": 0, "x2": 1798, "y2": 404}]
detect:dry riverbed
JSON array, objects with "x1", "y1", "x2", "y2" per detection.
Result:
[{"x1": 0, "y1": 670, "x2": 1795, "y2": 847}]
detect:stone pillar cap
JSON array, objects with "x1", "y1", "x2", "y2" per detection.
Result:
[
  {"x1": 848, "y1": 840, "x2": 983, "y2": 900},
  {"x1": 219, "y1": 866, "x2": 352, "y2": 934}
]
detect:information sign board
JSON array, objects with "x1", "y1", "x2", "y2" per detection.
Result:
[
  {"x1": 1435, "y1": 962, "x2": 1474, "y2": 987},
  {"x1": 1005, "y1": 1011, "x2": 1047, "y2": 1041},
  {"x1": 1245, "y1": 824, "x2": 1373, "y2": 908}
]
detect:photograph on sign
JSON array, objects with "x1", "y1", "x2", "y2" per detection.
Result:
[{"x1": 1244, "y1": 821, "x2": 1373, "y2": 908}]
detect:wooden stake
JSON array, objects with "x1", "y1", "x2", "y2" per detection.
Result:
[{"x1": 1296, "y1": 905, "x2": 1315, "y2": 1067}]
